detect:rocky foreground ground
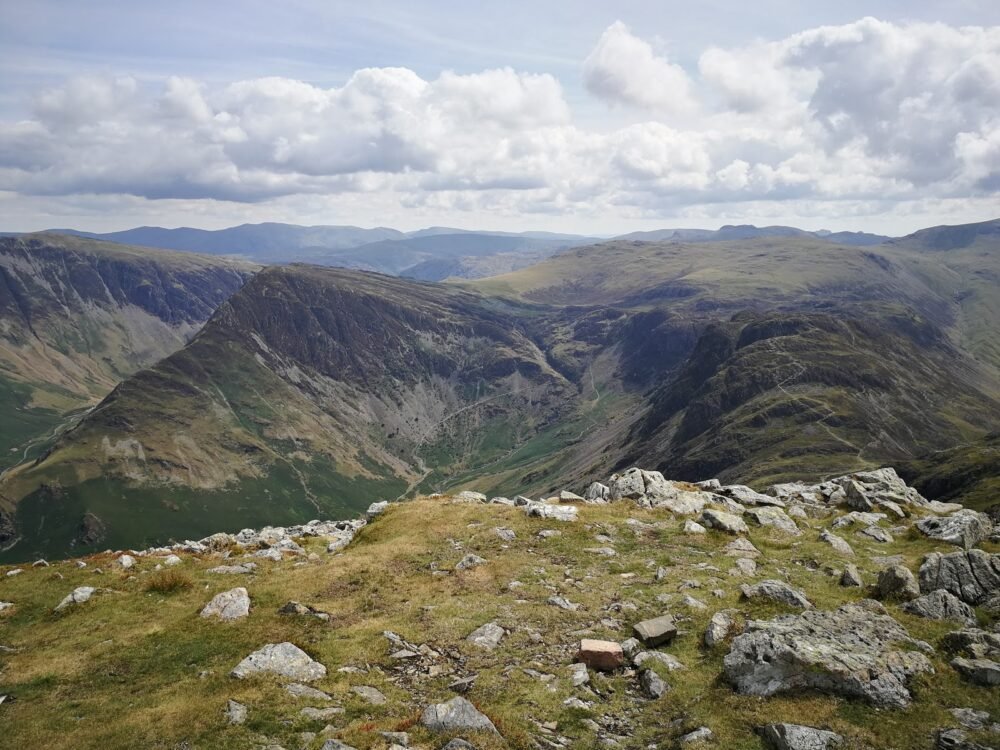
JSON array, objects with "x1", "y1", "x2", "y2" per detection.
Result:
[{"x1": 1, "y1": 467, "x2": 998, "y2": 749}]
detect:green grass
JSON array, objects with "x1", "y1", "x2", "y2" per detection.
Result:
[{"x1": 1, "y1": 495, "x2": 996, "y2": 749}]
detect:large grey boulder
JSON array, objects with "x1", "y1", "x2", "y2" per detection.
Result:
[
  {"x1": 584, "y1": 482, "x2": 610, "y2": 504},
  {"x1": 723, "y1": 602, "x2": 934, "y2": 707},
  {"x1": 919, "y1": 550, "x2": 1000, "y2": 605},
  {"x1": 758, "y1": 723, "x2": 843, "y2": 750},
  {"x1": 421, "y1": 696, "x2": 498, "y2": 734},
  {"x1": 740, "y1": 580, "x2": 812, "y2": 609},
  {"x1": 902, "y1": 590, "x2": 977, "y2": 626},
  {"x1": 701, "y1": 508, "x2": 749, "y2": 534},
  {"x1": 231, "y1": 642, "x2": 326, "y2": 682},
  {"x1": 744, "y1": 506, "x2": 800, "y2": 535},
  {"x1": 200, "y1": 587, "x2": 251, "y2": 621},
  {"x1": 916, "y1": 510, "x2": 992, "y2": 549}
]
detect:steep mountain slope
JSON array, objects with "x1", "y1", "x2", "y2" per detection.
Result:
[
  {"x1": 0, "y1": 234, "x2": 256, "y2": 471},
  {"x1": 0, "y1": 266, "x2": 571, "y2": 559},
  {"x1": 3, "y1": 224, "x2": 998, "y2": 560}
]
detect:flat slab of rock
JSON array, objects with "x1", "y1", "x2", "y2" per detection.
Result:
[
  {"x1": 577, "y1": 639, "x2": 624, "y2": 671},
  {"x1": 466, "y1": 621, "x2": 505, "y2": 650},
  {"x1": 916, "y1": 510, "x2": 992, "y2": 549},
  {"x1": 819, "y1": 530, "x2": 854, "y2": 556},
  {"x1": 632, "y1": 615, "x2": 678, "y2": 647},
  {"x1": 286, "y1": 683, "x2": 332, "y2": 701},
  {"x1": 421, "y1": 696, "x2": 498, "y2": 734},
  {"x1": 723, "y1": 602, "x2": 933, "y2": 707},
  {"x1": 524, "y1": 502, "x2": 578, "y2": 521},
  {"x1": 231, "y1": 642, "x2": 326, "y2": 682},
  {"x1": 758, "y1": 723, "x2": 843, "y2": 750},
  {"x1": 200, "y1": 587, "x2": 251, "y2": 621},
  {"x1": 740, "y1": 580, "x2": 812, "y2": 608},
  {"x1": 352, "y1": 685, "x2": 387, "y2": 704},
  {"x1": 919, "y1": 550, "x2": 1000, "y2": 605}
]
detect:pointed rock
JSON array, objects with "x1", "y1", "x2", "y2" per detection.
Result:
[{"x1": 231, "y1": 642, "x2": 326, "y2": 682}]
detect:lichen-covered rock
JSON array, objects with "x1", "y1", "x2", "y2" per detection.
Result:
[
  {"x1": 723, "y1": 602, "x2": 934, "y2": 707},
  {"x1": 918, "y1": 550, "x2": 1000, "y2": 605},
  {"x1": 701, "y1": 508, "x2": 749, "y2": 534},
  {"x1": 950, "y1": 657, "x2": 1000, "y2": 687},
  {"x1": 608, "y1": 468, "x2": 712, "y2": 513},
  {"x1": 524, "y1": 502, "x2": 577, "y2": 522},
  {"x1": 744, "y1": 506, "x2": 800, "y2": 535},
  {"x1": 231, "y1": 642, "x2": 326, "y2": 682},
  {"x1": 876, "y1": 565, "x2": 920, "y2": 601},
  {"x1": 916, "y1": 510, "x2": 992, "y2": 549},
  {"x1": 902, "y1": 590, "x2": 977, "y2": 626},
  {"x1": 819, "y1": 530, "x2": 854, "y2": 556},
  {"x1": 704, "y1": 610, "x2": 735, "y2": 647},
  {"x1": 200, "y1": 587, "x2": 251, "y2": 621},
  {"x1": 584, "y1": 482, "x2": 610, "y2": 504},
  {"x1": 420, "y1": 696, "x2": 498, "y2": 734},
  {"x1": 758, "y1": 723, "x2": 843, "y2": 750}
]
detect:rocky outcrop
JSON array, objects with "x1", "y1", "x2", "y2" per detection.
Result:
[
  {"x1": 608, "y1": 468, "x2": 713, "y2": 513},
  {"x1": 918, "y1": 550, "x2": 1000, "y2": 605},
  {"x1": 902, "y1": 590, "x2": 977, "y2": 625},
  {"x1": 916, "y1": 510, "x2": 992, "y2": 549},
  {"x1": 723, "y1": 602, "x2": 934, "y2": 707}
]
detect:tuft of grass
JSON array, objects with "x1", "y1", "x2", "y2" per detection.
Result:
[{"x1": 142, "y1": 569, "x2": 193, "y2": 594}]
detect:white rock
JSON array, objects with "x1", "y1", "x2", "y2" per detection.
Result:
[{"x1": 200, "y1": 587, "x2": 251, "y2": 621}]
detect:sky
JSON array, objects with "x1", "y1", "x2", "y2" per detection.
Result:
[{"x1": 1, "y1": 1, "x2": 998, "y2": 235}]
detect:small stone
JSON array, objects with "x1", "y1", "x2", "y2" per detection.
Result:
[
  {"x1": 569, "y1": 662, "x2": 589, "y2": 686},
  {"x1": 224, "y1": 699, "x2": 247, "y2": 725},
  {"x1": 577, "y1": 639, "x2": 624, "y2": 671},
  {"x1": 839, "y1": 564, "x2": 863, "y2": 587},
  {"x1": 286, "y1": 683, "x2": 333, "y2": 701},
  {"x1": 163, "y1": 554, "x2": 182, "y2": 566},
  {"x1": 352, "y1": 685, "x2": 387, "y2": 705},
  {"x1": 949, "y1": 708, "x2": 990, "y2": 730},
  {"x1": 704, "y1": 611, "x2": 735, "y2": 647},
  {"x1": 724, "y1": 538, "x2": 760, "y2": 558},
  {"x1": 679, "y1": 727, "x2": 713, "y2": 743},
  {"x1": 466, "y1": 622, "x2": 505, "y2": 650},
  {"x1": 302, "y1": 706, "x2": 347, "y2": 720},
  {"x1": 632, "y1": 615, "x2": 678, "y2": 647},
  {"x1": 559, "y1": 490, "x2": 585, "y2": 502},
  {"x1": 494, "y1": 527, "x2": 516, "y2": 542},
  {"x1": 639, "y1": 668, "x2": 668, "y2": 699},
  {"x1": 55, "y1": 586, "x2": 96, "y2": 612},
  {"x1": 819, "y1": 530, "x2": 855, "y2": 557},
  {"x1": 207, "y1": 563, "x2": 257, "y2": 574},
  {"x1": 118, "y1": 554, "x2": 136, "y2": 569},
  {"x1": 366, "y1": 501, "x2": 389, "y2": 520},
  {"x1": 683, "y1": 519, "x2": 707, "y2": 534},
  {"x1": 455, "y1": 554, "x2": 486, "y2": 571},
  {"x1": 548, "y1": 595, "x2": 579, "y2": 611},
  {"x1": 860, "y1": 526, "x2": 894, "y2": 543}
]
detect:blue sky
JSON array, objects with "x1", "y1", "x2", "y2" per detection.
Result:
[{"x1": 1, "y1": 1, "x2": 998, "y2": 234}]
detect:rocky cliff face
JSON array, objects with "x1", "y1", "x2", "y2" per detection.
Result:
[{"x1": 0, "y1": 234, "x2": 255, "y2": 473}]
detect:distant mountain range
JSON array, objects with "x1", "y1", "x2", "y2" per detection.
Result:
[{"x1": 0, "y1": 221, "x2": 908, "y2": 282}]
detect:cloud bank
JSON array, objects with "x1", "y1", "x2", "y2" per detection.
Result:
[{"x1": 1, "y1": 17, "x2": 998, "y2": 229}]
